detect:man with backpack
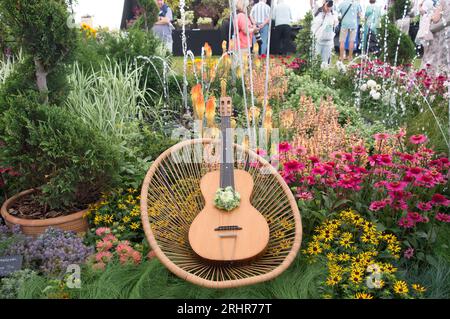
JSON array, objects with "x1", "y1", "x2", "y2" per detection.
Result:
[{"x1": 337, "y1": 0, "x2": 362, "y2": 61}]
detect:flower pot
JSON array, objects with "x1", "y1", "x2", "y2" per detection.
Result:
[
  {"x1": 198, "y1": 23, "x2": 213, "y2": 30},
  {"x1": 1, "y1": 189, "x2": 89, "y2": 237}
]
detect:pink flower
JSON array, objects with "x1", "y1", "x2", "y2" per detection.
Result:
[
  {"x1": 95, "y1": 227, "x2": 111, "y2": 237},
  {"x1": 95, "y1": 251, "x2": 113, "y2": 263},
  {"x1": 311, "y1": 165, "x2": 327, "y2": 176},
  {"x1": 283, "y1": 160, "x2": 305, "y2": 173},
  {"x1": 407, "y1": 212, "x2": 425, "y2": 223},
  {"x1": 342, "y1": 153, "x2": 355, "y2": 162},
  {"x1": 435, "y1": 213, "x2": 450, "y2": 222},
  {"x1": 296, "y1": 190, "x2": 313, "y2": 201},
  {"x1": 295, "y1": 146, "x2": 307, "y2": 156},
  {"x1": 103, "y1": 234, "x2": 118, "y2": 243},
  {"x1": 255, "y1": 148, "x2": 267, "y2": 156},
  {"x1": 398, "y1": 217, "x2": 415, "y2": 228},
  {"x1": 399, "y1": 153, "x2": 415, "y2": 162},
  {"x1": 96, "y1": 239, "x2": 113, "y2": 252},
  {"x1": 278, "y1": 142, "x2": 291, "y2": 153},
  {"x1": 406, "y1": 167, "x2": 423, "y2": 178},
  {"x1": 374, "y1": 133, "x2": 390, "y2": 141},
  {"x1": 395, "y1": 128, "x2": 406, "y2": 139},
  {"x1": 386, "y1": 181, "x2": 408, "y2": 192},
  {"x1": 352, "y1": 145, "x2": 367, "y2": 156},
  {"x1": 131, "y1": 250, "x2": 142, "y2": 264},
  {"x1": 431, "y1": 194, "x2": 450, "y2": 206},
  {"x1": 417, "y1": 202, "x2": 432, "y2": 211},
  {"x1": 369, "y1": 200, "x2": 387, "y2": 211},
  {"x1": 409, "y1": 134, "x2": 428, "y2": 145},
  {"x1": 116, "y1": 243, "x2": 133, "y2": 255},
  {"x1": 280, "y1": 171, "x2": 296, "y2": 184},
  {"x1": 308, "y1": 156, "x2": 320, "y2": 164},
  {"x1": 415, "y1": 173, "x2": 436, "y2": 188},
  {"x1": 404, "y1": 247, "x2": 414, "y2": 259}
]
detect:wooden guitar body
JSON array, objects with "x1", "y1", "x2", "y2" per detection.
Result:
[{"x1": 188, "y1": 169, "x2": 270, "y2": 263}]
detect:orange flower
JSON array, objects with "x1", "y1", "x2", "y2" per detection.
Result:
[
  {"x1": 191, "y1": 84, "x2": 205, "y2": 120},
  {"x1": 205, "y1": 96, "x2": 216, "y2": 126},
  {"x1": 204, "y1": 42, "x2": 212, "y2": 57}
]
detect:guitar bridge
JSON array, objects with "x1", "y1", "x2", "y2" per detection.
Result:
[{"x1": 214, "y1": 226, "x2": 242, "y2": 231}]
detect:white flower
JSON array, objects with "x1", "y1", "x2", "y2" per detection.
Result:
[
  {"x1": 376, "y1": 84, "x2": 381, "y2": 91},
  {"x1": 370, "y1": 91, "x2": 381, "y2": 100},
  {"x1": 360, "y1": 84, "x2": 368, "y2": 92},
  {"x1": 367, "y1": 80, "x2": 377, "y2": 88}
]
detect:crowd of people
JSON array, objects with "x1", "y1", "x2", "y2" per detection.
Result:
[{"x1": 149, "y1": 0, "x2": 449, "y2": 75}]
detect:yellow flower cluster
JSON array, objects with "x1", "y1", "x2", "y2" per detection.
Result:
[
  {"x1": 86, "y1": 188, "x2": 142, "y2": 235},
  {"x1": 80, "y1": 23, "x2": 97, "y2": 38},
  {"x1": 305, "y1": 210, "x2": 426, "y2": 299}
]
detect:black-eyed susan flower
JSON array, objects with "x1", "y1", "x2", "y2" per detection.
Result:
[
  {"x1": 307, "y1": 242, "x2": 322, "y2": 255},
  {"x1": 412, "y1": 284, "x2": 426, "y2": 293},
  {"x1": 354, "y1": 292, "x2": 373, "y2": 299},
  {"x1": 393, "y1": 281, "x2": 409, "y2": 295},
  {"x1": 326, "y1": 275, "x2": 342, "y2": 286}
]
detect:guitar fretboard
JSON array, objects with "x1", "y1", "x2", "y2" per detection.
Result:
[{"x1": 220, "y1": 116, "x2": 235, "y2": 189}]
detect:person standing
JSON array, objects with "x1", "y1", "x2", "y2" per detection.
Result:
[
  {"x1": 152, "y1": 0, "x2": 174, "y2": 53},
  {"x1": 362, "y1": 0, "x2": 382, "y2": 54},
  {"x1": 234, "y1": 0, "x2": 256, "y2": 53},
  {"x1": 427, "y1": 0, "x2": 450, "y2": 74},
  {"x1": 273, "y1": 0, "x2": 293, "y2": 55},
  {"x1": 337, "y1": 0, "x2": 362, "y2": 61},
  {"x1": 312, "y1": 1, "x2": 338, "y2": 68},
  {"x1": 250, "y1": 0, "x2": 271, "y2": 55}
]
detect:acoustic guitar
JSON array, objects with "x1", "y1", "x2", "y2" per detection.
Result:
[{"x1": 188, "y1": 97, "x2": 270, "y2": 263}]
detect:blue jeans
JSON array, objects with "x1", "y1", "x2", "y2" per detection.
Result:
[
  {"x1": 315, "y1": 42, "x2": 333, "y2": 65},
  {"x1": 253, "y1": 24, "x2": 269, "y2": 55}
]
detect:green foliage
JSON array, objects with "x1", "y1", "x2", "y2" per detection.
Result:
[
  {"x1": 295, "y1": 11, "x2": 314, "y2": 62},
  {"x1": 132, "y1": 0, "x2": 159, "y2": 32},
  {"x1": 378, "y1": 19, "x2": 416, "y2": 66},
  {"x1": 0, "y1": 0, "x2": 77, "y2": 100},
  {"x1": 0, "y1": 269, "x2": 38, "y2": 299},
  {"x1": 0, "y1": 97, "x2": 122, "y2": 210},
  {"x1": 388, "y1": 0, "x2": 412, "y2": 22}
]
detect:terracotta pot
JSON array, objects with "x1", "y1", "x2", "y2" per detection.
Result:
[{"x1": 1, "y1": 189, "x2": 89, "y2": 237}]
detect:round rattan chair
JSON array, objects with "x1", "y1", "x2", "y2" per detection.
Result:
[{"x1": 140, "y1": 138, "x2": 302, "y2": 288}]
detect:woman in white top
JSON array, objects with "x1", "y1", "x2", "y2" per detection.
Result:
[{"x1": 311, "y1": 1, "x2": 339, "y2": 67}]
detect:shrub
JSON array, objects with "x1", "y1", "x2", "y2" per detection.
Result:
[
  {"x1": 0, "y1": 97, "x2": 122, "y2": 210},
  {"x1": 378, "y1": 19, "x2": 416, "y2": 66},
  {"x1": 295, "y1": 11, "x2": 314, "y2": 62},
  {"x1": 0, "y1": 0, "x2": 77, "y2": 102}
]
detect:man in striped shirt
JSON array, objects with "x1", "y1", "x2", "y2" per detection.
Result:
[{"x1": 250, "y1": 0, "x2": 271, "y2": 55}]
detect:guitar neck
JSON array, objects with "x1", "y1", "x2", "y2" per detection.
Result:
[{"x1": 220, "y1": 115, "x2": 235, "y2": 189}]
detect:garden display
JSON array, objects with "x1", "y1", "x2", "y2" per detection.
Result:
[{"x1": 0, "y1": 0, "x2": 449, "y2": 302}]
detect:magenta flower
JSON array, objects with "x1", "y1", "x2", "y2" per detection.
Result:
[
  {"x1": 398, "y1": 217, "x2": 415, "y2": 228},
  {"x1": 369, "y1": 200, "x2": 387, "y2": 211},
  {"x1": 409, "y1": 134, "x2": 428, "y2": 145},
  {"x1": 296, "y1": 190, "x2": 313, "y2": 201},
  {"x1": 404, "y1": 247, "x2": 414, "y2": 259},
  {"x1": 406, "y1": 167, "x2": 423, "y2": 178},
  {"x1": 311, "y1": 165, "x2": 327, "y2": 176},
  {"x1": 373, "y1": 133, "x2": 390, "y2": 141},
  {"x1": 386, "y1": 181, "x2": 408, "y2": 192},
  {"x1": 417, "y1": 202, "x2": 432, "y2": 211},
  {"x1": 431, "y1": 194, "x2": 450, "y2": 206},
  {"x1": 435, "y1": 213, "x2": 450, "y2": 223},
  {"x1": 283, "y1": 160, "x2": 305, "y2": 173},
  {"x1": 308, "y1": 156, "x2": 320, "y2": 164},
  {"x1": 352, "y1": 145, "x2": 367, "y2": 156},
  {"x1": 278, "y1": 142, "x2": 292, "y2": 153}
]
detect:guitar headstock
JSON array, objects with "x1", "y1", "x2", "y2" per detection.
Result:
[{"x1": 219, "y1": 97, "x2": 233, "y2": 117}]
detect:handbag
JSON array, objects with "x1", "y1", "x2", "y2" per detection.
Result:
[
  {"x1": 430, "y1": 18, "x2": 450, "y2": 33},
  {"x1": 335, "y1": 3, "x2": 353, "y2": 36}
]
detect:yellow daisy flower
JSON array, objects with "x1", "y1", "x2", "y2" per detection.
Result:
[
  {"x1": 354, "y1": 292, "x2": 373, "y2": 299},
  {"x1": 412, "y1": 284, "x2": 426, "y2": 293},
  {"x1": 307, "y1": 242, "x2": 322, "y2": 255},
  {"x1": 130, "y1": 222, "x2": 140, "y2": 230},
  {"x1": 326, "y1": 275, "x2": 342, "y2": 286},
  {"x1": 393, "y1": 281, "x2": 409, "y2": 295}
]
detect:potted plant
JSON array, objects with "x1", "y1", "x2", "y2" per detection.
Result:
[
  {"x1": 197, "y1": 17, "x2": 213, "y2": 30},
  {"x1": 175, "y1": 10, "x2": 195, "y2": 30},
  {"x1": 0, "y1": 0, "x2": 122, "y2": 236}
]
